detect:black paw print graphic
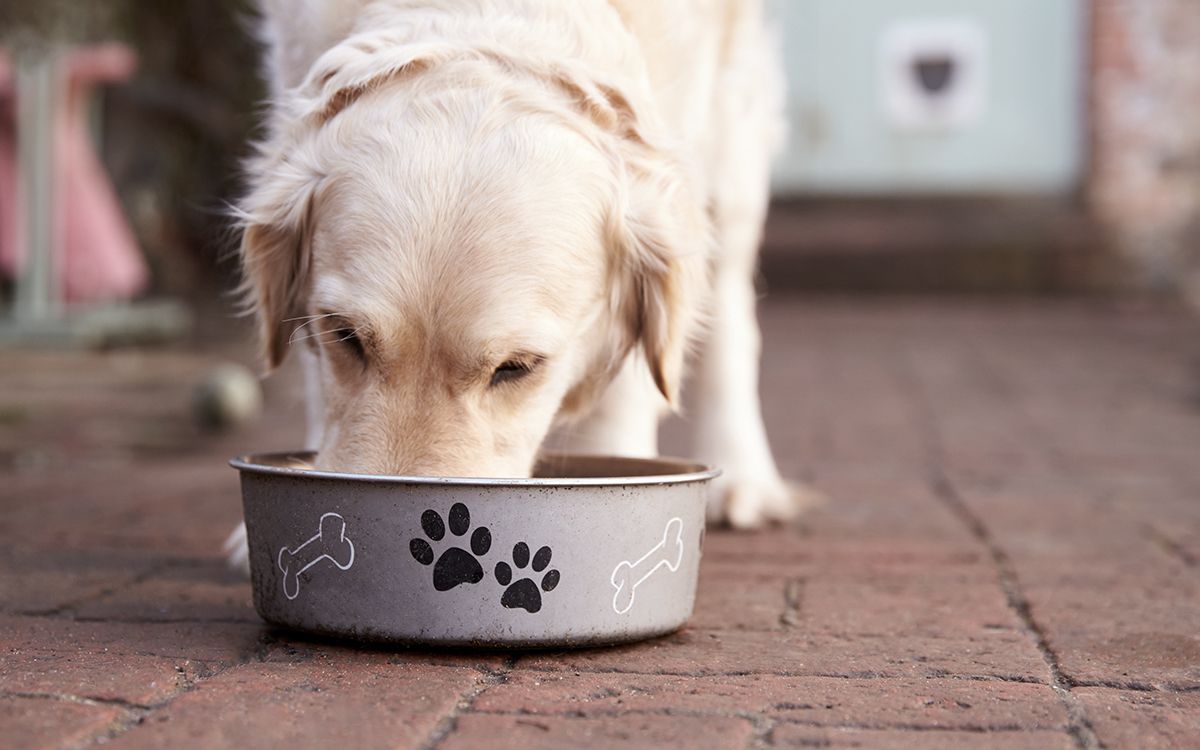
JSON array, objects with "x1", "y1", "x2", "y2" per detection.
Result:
[
  {"x1": 409, "y1": 503, "x2": 492, "y2": 591},
  {"x1": 494, "y1": 542, "x2": 560, "y2": 613}
]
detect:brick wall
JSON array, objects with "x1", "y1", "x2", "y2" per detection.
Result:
[{"x1": 1089, "y1": 0, "x2": 1200, "y2": 299}]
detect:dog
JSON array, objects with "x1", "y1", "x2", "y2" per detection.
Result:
[{"x1": 227, "y1": 0, "x2": 816, "y2": 569}]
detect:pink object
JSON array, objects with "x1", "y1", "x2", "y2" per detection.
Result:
[{"x1": 0, "y1": 45, "x2": 148, "y2": 304}]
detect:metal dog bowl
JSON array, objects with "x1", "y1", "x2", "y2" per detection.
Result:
[{"x1": 231, "y1": 452, "x2": 718, "y2": 647}]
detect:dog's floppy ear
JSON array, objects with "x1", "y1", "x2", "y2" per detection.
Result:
[
  {"x1": 238, "y1": 31, "x2": 422, "y2": 373},
  {"x1": 238, "y1": 152, "x2": 322, "y2": 372},
  {"x1": 566, "y1": 76, "x2": 707, "y2": 408},
  {"x1": 610, "y1": 146, "x2": 708, "y2": 408}
]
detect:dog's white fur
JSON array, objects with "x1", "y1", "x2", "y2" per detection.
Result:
[{"x1": 227, "y1": 0, "x2": 813, "y2": 569}]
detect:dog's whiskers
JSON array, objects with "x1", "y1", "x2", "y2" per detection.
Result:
[
  {"x1": 284, "y1": 312, "x2": 345, "y2": 324},
  {"x1": 289, "y1": 330, "x2": 336, "y2": 346},
  {"x1": 286, "y1": 313, "x2": 351, "y2": 346},
  {"x1": 288, "y1": 322, "x2": 365, "y2": 348}
]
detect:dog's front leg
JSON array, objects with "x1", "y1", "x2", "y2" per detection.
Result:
[
  {"x1": 693, "y1": 63, "x2": 823, "y2": 525},
  {"x1": 692, "y1": 242, "x2": 822, "y2": 527}
]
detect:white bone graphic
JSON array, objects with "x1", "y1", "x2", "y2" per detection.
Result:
[
  {"x1": 610, "y1": 517, "x2": 685, "y2": 614},
  {"x1": 277, "y1": 512, "x2": 355, "y2": 600}
]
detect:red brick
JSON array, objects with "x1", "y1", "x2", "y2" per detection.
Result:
[
  {"x1": 476, "y1": 672, "x2": 1066, "y2": 730},
  {"x1": 0, "y1": 543, "x2": 161, "y2": 617},
  {"x1": 1074, "y1": 688, "x2": 1200, "y2": 749},
  {"x1": 769, "y1": 725, "x2": 1075, "y2": 749},
  {"x1": 102, "y1": 658, "x2": 480, "y2": 749},
  {"x1": 691, "y1": 561, "x2": 795, "y2": 631},
  {"x1": 2, "y1": 461, "x2": 245, "y2": 557},
  {"x1": 260, "y1": 631, "x2": 510, "y2": 672},
  {"x1": 762, "y1": 537, "x2": 984, "y2": 568},
  {"x1": 807, "y1": 471, "x2": 971, "y2": 533},
  {"x1": 949, "y1": 477, "x2": 1167, "y2": 563},
  {"x1": 71, "y1": 565, "x2": 257, "y2": 624},
  {"x1": 0, "y1": 616, "x2": 262, "y2": 704},
  {"x1": 516, "y1": 628, "x2": 1049, "y2": 683},
  {"x1": 1011, "y1": 560, "x2": 1200, "y2": 689},
  {"x1": 701, "y1": 527, "x2": 812, "y2": 564},
  {"x1": 939, "y1": 482, "x2": 1200, "y2": 689},
  {"x1": 702, "y1": 525, "x2": 984, "y2": 570},
  {"x1": 0, "y1": 695, "x2": 124, "y2": 750},
  {"x1": 1, "y1": 649, "x2": 184, "y2": 707},
  {"x1": 1049, "y1": 630, "x2": 1200, "y2": 691},
  {"x1": 800, "y1": 566, "x2": 1019, "y2": 638},
  {"x1": 441, "y1": 714, "x2": 754, "y2": 750}
]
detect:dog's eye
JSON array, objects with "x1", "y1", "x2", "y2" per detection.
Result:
[
  {"x1": 331, "y1": 327, "x2": 366, "y2": 361},
  {"x1": 490, "y1": 359, "x2": 534, "y2": 387}
]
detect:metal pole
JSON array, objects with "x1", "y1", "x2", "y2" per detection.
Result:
[{"x1": 13, "y1": 49, "x2": 59, "y2": 323}]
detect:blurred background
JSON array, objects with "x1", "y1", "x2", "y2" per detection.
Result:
[
  {"x1": 766, "y1": 0, "x2": 1199, "y2": 297},
  {"x1": 0, "y1": 0, "x2": 1197, "y2": 468},
  {"x1": 1, "y1": 1, "x2": 1197, "y2": 320}
]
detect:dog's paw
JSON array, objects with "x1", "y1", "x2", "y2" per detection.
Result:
[
  {"x1": 707, "y1": 476, "x2": 826, "y2": 529},
  {"x1": 224, "y1": 522, "x2": 251, "y2": 575}
]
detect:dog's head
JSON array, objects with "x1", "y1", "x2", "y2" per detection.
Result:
[{"x1": 238, "y1": 37, "x2": 706, "y2": 477}]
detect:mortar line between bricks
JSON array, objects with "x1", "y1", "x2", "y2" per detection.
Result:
[
  {"x1": 18, "y1": 560, "x2": 172, "y2": 619},
  {"x1": 1069, "y1": 679, "x2": 1200, "y2": 693},
  {"x1": 67, "y1": 689, "x2": 190, "y2": 750},
  {"x1": 929, "y1": 471, "x2": 1101, "y2": 750},
  {"x1": 9, "y1": 553, "x2": 234, "y2": 621},
  {"x1": 65, "y1": 627, "x2": 278, "y2": 749},
  {"x1": 0, "y1": 690, "x2": 153, "y2": 711},
  {"x1": 1141, "y1": 523, "x2": 1199, "y2": 569},
  {"x1": 894, "y1": 347, "x2": 1102, "y2": 750},
  {"x1": 745, "y1": 711, "x2": 776, "y2": 750},
  {"x1": 418, "y1": 654, "x2": 516, "y2": 750},
  {"x1": 466, "y1": 707, "x2": 1057, "y2": 734},
  {"x1": 10, "y1": 611, "x2": 261, "y2": 626},
  {"x1": 779, "y1": 578, "x2": 803, "y2": 628},
  {"x1": 504, "y1": 664, "x2": 1047, "y2": 684}
]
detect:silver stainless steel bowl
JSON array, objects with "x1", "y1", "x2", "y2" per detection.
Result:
[{"x1": 232, "y1": 452, "x2": 718, "y2": 647}]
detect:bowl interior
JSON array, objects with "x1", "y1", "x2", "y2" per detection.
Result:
[
  {"x1": 232, "y1": 451, "x2": 717, "y2": 486},
  {"x1": 532, "y1": 453, "x2": 709, "y2": 479}
]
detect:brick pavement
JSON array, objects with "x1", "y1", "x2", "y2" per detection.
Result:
[{"x1": 2, "y1": 299, "x2": 1199, "y2": 749}]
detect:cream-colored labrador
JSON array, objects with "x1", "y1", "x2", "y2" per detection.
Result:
[{"x1": 227, "y1": 0, "x2": 815, "y2": 568}]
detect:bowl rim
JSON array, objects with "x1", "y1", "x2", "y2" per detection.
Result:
[{"x1": 231, "y1": 451, "x2": 721, "y2": 487}]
